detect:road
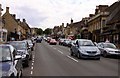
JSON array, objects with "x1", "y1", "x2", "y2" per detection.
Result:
[{"x1": 23, "y1": 41, "x2": 119, "y2": 77}]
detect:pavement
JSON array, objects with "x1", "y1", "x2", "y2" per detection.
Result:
[{"x1": 23, "y1": 41, "x2": 119, "y2": 77}]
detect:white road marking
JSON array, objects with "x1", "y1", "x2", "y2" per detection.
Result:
[
  {"x1": 58, "y1": 50, "x2": 63, "y2": 54},
  {"x1": 33, "y1": 55, "x2": 35, "y2": 59},
  {"x1": 31, "y1": 71, "x2": 33, "y2": 75},
  {"x1": 32, "y1": 58, "x2": 34, "y2": 61},
  {"x1": 67, "y1": 55, "x2": 78, "y2": 62},
  {"x1": 32, "y1": 63, "x2": 34, "y2": 66},
  {"x1": 53, "y1": 48, "x2": 57, "y2": 50},
  {"x1": 31, "y1": 66, "x2": 33, "y2": 70},
  {"x1": 32, "y1": 60, "x2": 34, "y2": 63}
]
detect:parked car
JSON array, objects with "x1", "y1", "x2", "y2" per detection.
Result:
[
  {"x1": 97, "y1": 42, "x2": 120, "y2": 57},
  {"x1": 68, "y1": 40, "x2": 76, "y2": 47},
  {"x1": 9, "y1": 41, "x2": 32, "y2": 67},
  {"x1": 49, "y1": 39, "x2": 57, "y2": 45},
  {"x1": 63, "y1": 39, "x2": 71, "y2": 47},
  {"x1": 0, "y1": 44, "x2": 23, "y2": 77},
  {"x1": 70, "y1": 39, "x2": 101, "y2": 60},
  {"x1": 23, "y1": 39, "x2": 34, "y2": 51},
  {"x1": 59, "y1": 39, "x2": 65, "y2": 45},
  {"x1": 47, "y1": 37, "x2": 51, "y2": 43}
]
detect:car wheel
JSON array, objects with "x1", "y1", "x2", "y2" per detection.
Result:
[
  {"x1": 29, "y1": 55, "x2": 32, "y2": 60},
  {"x1": 31, "y1": 48, "x2": 34, "y2": 51},
  {"x1": 77, "y1": 52, "x2": 81, "y2": 59},
  {"x1": 70, "y1": 49, "x2": 73, "y2": 56},
  {"x1": 26, "y1": 62, "x2": 29, "y2": 67},
  {"x1": 10, "y1": 73, "x2": 15, "y2": 78},
  {"x1": 103, "y1": 51, "x2": 107, "y2": 57},
  {"x1": 24, "y1": 60, "x2": 29, "y2": 67},
  {"x1": 17, "y1": 69, "x2": 23, "y2": 78}
]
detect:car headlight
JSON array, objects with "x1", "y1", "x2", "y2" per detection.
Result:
[
  {"x1": 108, "y1": 51, "x2": 115, "y2": 53},
  {"x1": 22, "y1": 54, "x2": 26, "y2": 59},
  {"x1": 79, "y1": 50, "x2": 88, "y2": 54}
]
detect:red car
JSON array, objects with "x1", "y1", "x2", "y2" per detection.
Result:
[{"x1": 49, "y1": 39, "x2": 57, "y2": 45}]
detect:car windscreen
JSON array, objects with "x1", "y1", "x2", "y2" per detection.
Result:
[
  {"x1": 0, "y1": 46, "x2": 11, "y2": 62},
  {"x1": 103, "y1": 43, "x2": 116, "y2": 48},
  {"x1": 27, "y1": 40, "x2": 33, "y2": 44},
  {"x1": 10, "y1": 42, "x2": 27, "y2": 50},
  {"x1": 79, "y1": 40, "x2": 95, "y2": 46}
]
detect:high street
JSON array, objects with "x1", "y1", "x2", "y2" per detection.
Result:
[{"x1": 23, "y1": 41, "x2": 119, "y2": 76}]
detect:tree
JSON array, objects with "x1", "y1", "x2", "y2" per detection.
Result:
[
  {"x1": 44, "y1": 28, "x2": 52, "y2": 35},
  {"x1": 36, "y1": 28, "x2": 43, "y2": 35}
]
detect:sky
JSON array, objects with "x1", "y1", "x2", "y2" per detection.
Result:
[{"x1": 1, "y1": 0, "x2": 118, "y2": 30}]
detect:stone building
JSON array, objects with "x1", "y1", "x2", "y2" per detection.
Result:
[
  {"x1": 2, "y1": 7, "x2": 31, "y2": 40},
  {"x1": 88, "y1": 5, "x2": 109, "y2": 42},
  {"x1": 0, "y1": 4, "x2": 7, "y2": 43},
  {"x1": 102, "y1": 1, "x2": 120, "y2": 48}
]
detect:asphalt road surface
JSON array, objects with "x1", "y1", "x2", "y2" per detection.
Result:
[{"x1": 23, "y1": 41, "x2": 119, "y2": 77}]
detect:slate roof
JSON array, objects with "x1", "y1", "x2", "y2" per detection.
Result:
[{"x1": 106, "y1": 1, "x2": 120, "y2": 24}]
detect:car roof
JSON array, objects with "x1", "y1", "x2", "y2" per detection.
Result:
[
  {"x1": 0, "y1": 44, "x2": 14, "y2": 53},
  {"x1": 9, "y1": 41, "x2": 28, "y2": 45},
  {"x1": 0, "y1": 44, "x2": 11, "y2": 46},
  {"x1": 10, "y1": 41, "x2": 26, "y2": 43},
  {"x1": 76, "y1": 39, "x2": 92, "y2": 41},
  {"x1": 98, "y1": 42, "x2": 113, "y2": 44}
]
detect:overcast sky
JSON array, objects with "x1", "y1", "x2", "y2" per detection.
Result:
[{"x1": 1, "y1": 0, "x2": 118, "y2": 30}]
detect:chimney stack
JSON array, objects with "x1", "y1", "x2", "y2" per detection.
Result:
[
  {"x1": 17, "y1": 19, "x2": 20, "y2": 21},
  {"x1": 12, "y1": 14, "x2": 16, "y2": 19},
  {"x1": 62, "y1": 23, "x2": 64, "y2": 27},
  {"x1": 23, "y1": 19, "x2": 26, "y2": 22},
  {"x1": 6, "y1": 7, "x2": 9, "y2": 13},
  {"x1": 71, "y1": 18, "x2": 73, "y2": 24},
  {"x1": 89, "y1": 14, "x2": 94, "y2": 17}
]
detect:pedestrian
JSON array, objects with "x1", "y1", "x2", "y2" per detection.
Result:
[{"x1": 105, "y1": 38, "x2": 109, "y2": 43}]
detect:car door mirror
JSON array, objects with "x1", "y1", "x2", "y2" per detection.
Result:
[
  {"x1": 73, "y1": 43, "x2": 76, "y2": 45},
  {"x1": 15, "y1": 55, "x2": 22, "y2": 60}
]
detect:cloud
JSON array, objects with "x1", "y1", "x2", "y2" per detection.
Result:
[
  {"x1": 1, "y1": 0, "x2": 118, "y2": 30},
  {"x1": 16, "y1": 6, "x2": 48, "y2": 27}
]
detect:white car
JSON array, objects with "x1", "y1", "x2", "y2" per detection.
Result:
[{"x1": 97, "y1": 42, "x2": 120, "y2": 57}]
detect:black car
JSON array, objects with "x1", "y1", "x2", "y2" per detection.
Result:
[
  {"x1": 0, "y1": 44, "x2": 23, "y2": 77},
  {"x1": 36, "y1": 38, "x2": 42, "y2": 43}
]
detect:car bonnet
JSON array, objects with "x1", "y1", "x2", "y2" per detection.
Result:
[
  {"x1": 0, "y1": 62, "x2": 12, "y2": 71},
  {"x1": 80, "y1": 46, "x2": 99, "y2": 51}
]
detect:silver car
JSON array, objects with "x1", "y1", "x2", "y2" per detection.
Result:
[
  {"x1": 9, "y1": 41, "x2": 32, "y2": 67},
  {"x1": 70, "y1": 39, "x2": 101, "y2": 60},
  {"x1": 0, "y1": 44, "x2": 23, "y2": 77},
  {"x1": 97, "y1": 42, "x2": 120, "y2": 57}
]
